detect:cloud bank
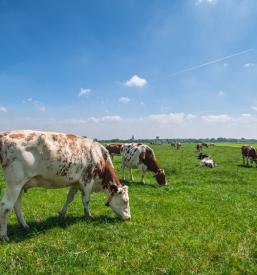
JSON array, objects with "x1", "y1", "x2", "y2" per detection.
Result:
[{"x1": 1, "y1": 112, "x2": 257, "y2": 139}]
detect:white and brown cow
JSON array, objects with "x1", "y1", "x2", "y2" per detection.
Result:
[
  {"x1": 120, "y1": 143, "x2": 167, "y2": 185},
  {"x1": 0, "y1": 130, "x2": 130, "y2": 241},
  {"x1": 241, "y1": 145, "x2": 257, "y2": 166},
  {"x1": 106, "y1": 143, "x2": 123, "y2": 160}
]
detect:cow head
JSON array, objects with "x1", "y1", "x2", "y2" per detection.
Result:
[
  {"x1": 155, "y1": 169, "x2": 167, "y2": 186},
  {"x1": 198, "y1": 153, "x2": 209, "y2": 160},
  {"x1": 107, "y1": 185, "x2": 131, "y2": 221}
]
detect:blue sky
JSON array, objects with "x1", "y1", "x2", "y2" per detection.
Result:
[{"x1": 1, "y1": 0, "x2": 257, "y2": 139}]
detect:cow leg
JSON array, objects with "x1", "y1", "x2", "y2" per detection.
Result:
[
  {"x1": 0, "y1": 185, "x2": 23, "y2": 241},
  {"x1": 14, "y1": 190, "x2": 29, "y2": 230},
  {"x1": 59, "y1": 187, "x2": 78, "y2": 218},
  {"x1": 129, "y1": 169, "x2": 134, "y2": 181},
  {"x1": 80, "y1": 183, "x2": 93, "y2": 220},
  {"x1": 139, "y1": 166, "x2": 146, "y2": 184},
  {"x1": 121, "y1": 161, "x2": 125, "y2": 181}
]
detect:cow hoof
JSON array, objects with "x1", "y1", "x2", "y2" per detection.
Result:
[
  {"x1": 59, "y1": 211, "x2": 66, "y2": 219},
  {"x1": 0, "y1": 235, "x2": 9, "y2": 242},
  {"x1": 22, "y1": 225, "x2": 30, "y2": 232},
  {"x1": 84, "y1": 215, "x2": 92, "y2": 222}
]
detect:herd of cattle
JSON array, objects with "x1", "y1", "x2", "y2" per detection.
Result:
[{"x1": 0, "y1": 130, "x2": 255, "y2": 241}]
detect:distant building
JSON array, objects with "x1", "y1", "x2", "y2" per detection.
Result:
[{"x1": 155, "y1": 136, "x2": 161, "y2": 145}]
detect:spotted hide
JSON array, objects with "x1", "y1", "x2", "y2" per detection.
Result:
[
  {"x1": 0, "y1": 130, "x2": 130, "y2": 241},
  {"x1": 120, "y1": 143, "x2": 167, "y2": 185}
]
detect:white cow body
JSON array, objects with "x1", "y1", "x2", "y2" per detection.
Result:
[
  {"x1": 200, "y1": 157, "x2": 216, "y2": 168},
  {"x1": 0, "y1": 130, "x2": 130, "y2": 241}
]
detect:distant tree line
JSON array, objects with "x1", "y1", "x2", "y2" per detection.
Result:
[{"x1": 100, "y1": 137, "x2": 257, "y2": 144}]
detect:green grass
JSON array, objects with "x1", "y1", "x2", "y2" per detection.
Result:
[{"x1": 1, "y1": 144, "x2": 257, "y2": 274}]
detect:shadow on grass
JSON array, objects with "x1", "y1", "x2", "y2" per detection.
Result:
[
  {"x1": 6, "y1": 214, "x2": 121, "y2": 243},
  {"x1": 237, "y1": 164, "x2": 256, "y2": 168},
  {"x1": 120, "y1": 179, "x2": 156, "y2": 188}
]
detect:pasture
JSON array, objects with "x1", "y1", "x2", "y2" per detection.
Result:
[{"x1": 0, "y1": 143, "x2": 257, "y2": 274}]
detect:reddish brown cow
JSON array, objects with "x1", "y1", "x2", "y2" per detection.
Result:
[
  {"x1": 196, "y1": 143, "x2": 203, "y2": 151},
  {"x1": 106, "y1": 144, "x2": 123, "y2": 159}
]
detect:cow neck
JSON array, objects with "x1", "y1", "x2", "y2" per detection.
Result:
[
  {"x1": 140, "y1": 150, "x2": 160, "y2": 174},
  {"x1": 102, "y1": 161, "x2": 122, "y2": 193}
]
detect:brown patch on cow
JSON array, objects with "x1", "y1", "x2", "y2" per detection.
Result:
[
  {"x1": 66, "y1": 134, "x2": 77, "y2": 141},
  {"x1": 8, "y1": 133, "x2": 25, "y2": 139},
  {"x1": 25, "y1": 133, "x2": 35, "y2": 142},
  {"x1": 101, "y1": 161, "x2": 121, "y2": 192},
  {"x1": 139, "y1": 149, "x2": 159, "y2": 173},
  {"x1": 139, "y1": 148, "x2": 166, "y2": 185},
  {"x1": 52, "y1": 134, "x2": 59, "y2": 142},
  {"x1": 106, "y1": 144, "x2": 123, "y2": 155}
]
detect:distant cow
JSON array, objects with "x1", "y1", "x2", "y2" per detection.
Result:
[
  {"x1": 196, "y1": 143, "x2": 208, "y2": 151},
  {"x1": 171, "y1": 143, "x2": 182, "y2": 150},
  {"x1": 198, "y1": 153, "x2": 216, "y2": 168},
  {"x1": 0, "y1": 131, "x2": 130, "y2": 241},
  {"x1": 120, "y1": 143, "x2": 167, "y2": 185},
  {"x1": 241, "y1": 145, "x2": 257, "y2": 166},
  {"x1": 106, "y1": 144, "x2": 123, "y2": 159}
]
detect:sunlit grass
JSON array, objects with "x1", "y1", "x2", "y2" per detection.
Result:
[{"x1": 0, "y1": 144, "x2": 257, "y2": 273}]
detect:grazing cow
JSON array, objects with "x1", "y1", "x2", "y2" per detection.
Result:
[
  {"x1": 241, "y1": 145, "x2": 257, "y2": 166},
  {"x1": 105, "y1": 143, "x2": 123, "y2": 160},
  {"x1": 120, "y1": 143, "x2": 167, "y2": 185},
  {"x1": 196, "y1": 143, "x2": 208, "y2": 151},
  {"x1": 171, "y1": 143, "x2": 182, "y2": 150},
  {"x1": 0, "y1": 131, "x2": 130, "y2": 241},
  {"x1": 196, "y1": 143, "x2": 203, "y2": 151}
]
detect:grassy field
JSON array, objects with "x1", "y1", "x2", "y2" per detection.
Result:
[{"x1": 1, "y1": 143, "x2": 257, "y2": 274}]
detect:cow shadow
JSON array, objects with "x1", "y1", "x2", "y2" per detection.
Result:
[
  {"x1": 120, "y1": 179, "x2": 156, "y2": 188},
  {"x1": 237, "y1": 164, "x2": 256, "y2": 168},
  {"x1": 5, "y1": 214, "x2": 121, "y2": 243}
]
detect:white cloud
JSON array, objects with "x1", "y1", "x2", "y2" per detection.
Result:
[
  {"x1": 125, "y1": 75, "x2": 147, "y2": 88},
  {"x1": 88, "y1": 115, "x2": 122, "y2": 123},
  {"x1": 148, "y1": 113, "x2": 196, "y2": 124},
  {"x1": 218, "y1": 90, "x2": 226, "y2": 97},
  {"x1": 243, "y1": 63, "x2": 256, "y2": 68},
  {"x1": 119, "y1": 97, "x2": 130, "y2": 104},
  {"x1": 251, "y1": 106, "x2": 257, "y2": 111},
  {"x1": 23, "y1": 98, "x2": 46, "y2": 112},
  {"x1": 0, "y1": 106, "x2": 7, "y2": 113},
  {"x1": 201, "y1": 114, "x2": 232, "y2": 123},
  {"x1": 240, "y1": 113, "x2": 252, "y2": 118},
  {"x1": 195, "y1": 0, "x2": 217, "y2": 6},
  {"x1": 223, "y1": 63, "x2": 229, "y2": 67},
  {"x1": 79, "y1": 88, "x2": 92, "y2": 97}
]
